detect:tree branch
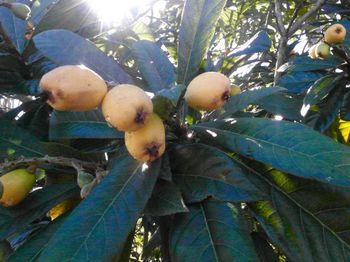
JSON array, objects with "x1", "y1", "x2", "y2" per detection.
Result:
[
  {"x1": 274, "y1": 1, "x2": 286, "y2": 36},
  {"x1": 0, "y1": 156, "x2": 103, "y2": 174},
  {"x1": 289, "y1": 0, "x2": 326, "y2": 35}
]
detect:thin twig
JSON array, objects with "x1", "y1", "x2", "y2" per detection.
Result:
[
  {"x1": 0, "y1": 156, "x2": 102, "y2": 174},
  {"x1": 288, "y1": 0, "x2": 326, "y2": 35},
  {"x1": 274, "y1": 1, "x2": 286, "y2": 36}
]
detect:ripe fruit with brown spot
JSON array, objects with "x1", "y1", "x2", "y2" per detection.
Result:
[
  {"x1": 184, "y1": 72, "x2": 231, "y2": 111},
  {"x1": 308, "y1": 44, "x2": 318, "y2": 59},
  {"x1": 230, "y1": 84, "x2": 241, "y2": 96},
  {"x1": 315, "y1": 42, "x2": 330, "y2": 59},
  {"x1": 324, "y1": 24, "x2": 346, "y2": 44},
  {"x1": 102, "y1": 84, "x2": 153, "y2": 132},
  {"x1": 125, "y1": 113, "x2": 165, "y2": 162},
  {"x1": 0, "y1": 169, "x2": 36, "y2": 207},
  {"x1": 40, "y1": 65, "x2": 107, "y2": 111}
]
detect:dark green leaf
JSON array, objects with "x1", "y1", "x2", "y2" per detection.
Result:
[
  {"x1": 169, "y1": 143, "x2": 265, "y2": 203},
  {"x1": 7, "y1": 215, "x2": 67, "y2": 262},
  {"x1": 170, "y1": 199, "x2": 259, "y2": 262},
  {"x1": 222, "y1": 86, "x2": 286, "y2": 117},
  {"x1": 145, "y1": 180, "x2": 188, "y2": 216},
  {"x1": 251, "y1": 232, "x2": 279, "y2": 262},
  {"x1": 33, "y1": 29, "x2": 132, "y2": 83},
  {"x1": 33, "y1": 0, "x2": 99, "y2": 36},
  {"x1": 152, "y1": 95, "x2": 176, "y2": 120},
  {"x1": 0, "y1": 183, "x2": 78, "y2": 239},
  {"x1": 193, "y1": 117, "x2": 350, "y2": 187},
  {"x1": 281, "y1": 55, "x2": 343, "y2": 72},
  {"x1": 228, "y1": 31, "x2": 271, "y2": 57},
  {"x1": 303, "y1": 74, "x2": 342, "y2": 108},
  {"x1": 132, "y1": 40, "x2": 175, "y2": 91},
  {"x1": 49, "y1": 110, "x2": 123, "y2": 140},
  {"x1": 278, "y1": 71, "x2": 323, "y2": 93},
  {"x1": 0, "y1": 118, "x2": 45, "y2": 161},
  {"x1": 256, "y1": 92, "x2": 303, "y2": 120},
  {"x1": 38, "y1": 156, "x2": 161, "y2": 262},
  {"x1": 177, "y1": 0, "x2": 227, "y2": 85},
  {"x1": 0, "y1": 5, "x2": 27, "y2": 53},
  {"x1": 156, "y1": 84, "x2": 186, "y2": 105}
]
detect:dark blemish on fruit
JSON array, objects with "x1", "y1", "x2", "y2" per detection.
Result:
[{"x1": 221, "y1": 90, "x2": 230, "y2": 101}]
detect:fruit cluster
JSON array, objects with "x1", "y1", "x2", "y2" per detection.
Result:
[
  {"x1": 39, "y1": 66, "x2": 239, "y2": 163},
  {"x1": 309, "y1": 24, "x2": 347, "y2": 59}
]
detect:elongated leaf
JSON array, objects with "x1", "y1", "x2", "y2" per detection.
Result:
[
  {"x1": 8, "y1": 216, "x2": 67, "y2": 262},
  {"x1": 49, "y1": 110, "x2": 123, "y2": 140},
  {"x1": 0, "y1": 118, "x2": 45, "y2": 161},
  {"x1": 0, "y1": 183, "x2": 78, "y2": 239},
  {"x1": 33, "y1": 0, "x2": 99, "y2": 36},
  {"x1": 132, "y1": 40, "x2": 175, "y2": 92},
  {"x1": 145, "y1": 180, "x2": 188, "y2": 216},
  {"x1": 256, "y1": 92, "x2": 303, "y2": 120},
  {"x1": 281, "y1": 55, "x2": 343, "y2": 72},
  {"x1": 177, "y1": 0, "x2": 227, "y2": 85},
  {"x1": 303, "y1": 74, "x2": 342, "y2": 107},
  {"x1": 193, "y1": 118, "x2": 350, "y2": 187},
  {"x1": 228, "y1": 31, "x2": 271, "y2": 57},
  {"x1": 170, "y1": 199, "x2": 259, "y2": 262},
  {"x1": 222, "y1": 86, "x2": 286, "y2": 117},
  {"x1": 278, "y1": 71, "x2": 323, "y2": 93},
  {"x1": 251, "y1": 188, "x2": 350, "y2": 261},
  {"x1": 168, "y1": 143, "x2": 265, "y2": 203},
  {"x1": 38, "y1": 156, "x2": 161, "y2": 262},
  {"x1": 251, "y1": 232, "x2": 279, "y2": 262},
  {"x1": 33, "y1": 29, "x2": 132, "y2": 83},
  {"x1": 0, "y1": 2, "x2": 27, "y2": 53},
  {"x1": 304, "y1": 80, "x2": 347, "y2": 132}
]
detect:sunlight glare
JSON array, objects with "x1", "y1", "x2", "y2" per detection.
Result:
[{"x1": 88, "y1": 0, "x2": 152, "y2": 25}]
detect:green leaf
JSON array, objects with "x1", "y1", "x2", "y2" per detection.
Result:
[
  {"x1": 0, "y1": 240, "x2": 12, "y2": 261},
  {"x1": 145, "y1": 180, "x2": 188, "y2": 216},
  {"x1": 250, "y1": 182, "x2": 350, "y2": 261},
  {"x1": 169, "y1": 199, "x2": 259, "y2": 262},
  {"x1": 193, "y1": 118, "x2": 350, "y2": 187},
  {"x1": 228, "y1": 31, "x2": 271, "y2": 57},
  {"x1": 152, "y1": 95, "x2": 176, "y2": 120},
  {"x1": 177, "y1": 0, "x2": 227, "y2": 85},
  {"x1": 156, "y1": 84, "x2": 186, "y2": 105},
  {"x1": 251, "y1": 232, "x2": 279, "y2": 262},
  {"x1": 33, "y1": 0, "x2": 99, "y2": 36},
  {"x1": 0, "y1": 182, "x2": 78, "y2": 239},
  {"x1": 303, "y1": 74, "x2": 343, "y2": 109},
  {"x1": 7, "y1": 216, "x2": 67, "y2": 262},
  {"x1": 38, "y1": 156, "x2": 161, "y2": 262},
  {"x1": 222, "y1": 86, "x2": 286, "y2": 117},
  {"x1": 281, "y1": 55, "x2": 343, "y2": 72},
  {"x1": 132, "y1": 40, "x2": 175, "y2": 92},
  {"x1": 49, "y1": 110, "x2": 123, "y2": 140},
  {"x1": 33, "y1": 29, "x2": 132, "y2": 83},
  {"x1": 169, "y1": 143, "x2": 265, "y2": 203},
  {"x1": 0, "y1": 118, "x2": 45, "y2": 161},
  {"x1": 277, "y1": 71, "x2": 323, "y2": 93},
  {"x1": 256, "y1": 92, "x2": 303, "y2": 120}
]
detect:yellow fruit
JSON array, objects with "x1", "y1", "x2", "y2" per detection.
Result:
[
  {"x1": 0, "y1": 169, "x2": 36, "y2": 207},
  {"x1": 125, "y1": 113, "x2": 165, "y2": 162},
  {"x1": 10, "y1": 3, "x2": 31, "y2": 20},
  {"x1": 308, "y1": 44, "x2": 318, "y2": 59},
  {"x1": 48, "y1": 196, "x2": 80, "y2": 220},
  {"x1": 315, "y1": 42, "x2": 330, "y2": 59},
  {"x1": 230, "y1": 85, "x2": 241, "y2": 96},
  {"x1": 324, "y1": 24, "x2": 346, "y2": 44},
  {"x1": 102, "y1": 84, "x2": 153, "y2": 132},
  {"x1": 184, "y1": 72, "x2": 231, "y2": 111},
  {"x1": 40, "y1": 65, "x2": 107, "y2": 111}
]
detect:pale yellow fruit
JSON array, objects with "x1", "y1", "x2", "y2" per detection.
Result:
[
  {"x1": 0, "y1": 169, "x2": 36, "y2": 207},
  {"x1": 308, "y1": 44, "x2": 318, "y2": 59},
  {"x1": 184, "y1": 72, "x2": 231, "y2": 111},
  {"x1": 125, "y1": 114, "x2": 165, "y2": 162},
  {"x1": 40, "y1": 65, "x2": 107, "y2": 111},
  {"x1": 102, "y1": 84, "x2": 153, "y2": 132},
  {"x1": 230, "y1": 85, "x2": 241, "y2": 96},
  {"x1": 324, "y1": 24, "x2": 346, "y2": 44},
  {"x1": 315, "y1": 42, "x2": 330, "y2": 59}
]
